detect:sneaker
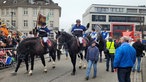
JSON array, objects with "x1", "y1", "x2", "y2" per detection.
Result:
[
  {"x1": 92, "y1": 76, "x2": 96, "y2": 79},
  {"x1": 106, "y1": 69, "x2": 109, "y2": 72},
  {"x1": 85, "y1": 77, "x2": 89, "y2": 80},
  {"x1": 111, "y1": 70, "x2": 114, "y2": 72}
]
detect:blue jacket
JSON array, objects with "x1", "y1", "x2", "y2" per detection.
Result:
[
  {"x1": 38, "y1": 26, "x2": 50, "y2": 37},
  {"x1": 101, "y1": 31, "x2": 108, "y2": 39},
  {"x1": 86, "y1": 46, "x2": 99, "y2": 61},
  {"x1": 71, "y1": 24, "x2": 86, "y2": 37},
  {"x1": 114, "y1": 42, "x2": 136, "y2": 68}
]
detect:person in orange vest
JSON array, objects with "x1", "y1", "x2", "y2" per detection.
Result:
[{"x1": 0, "y1": 24, "x2": 9, "y2": 36}]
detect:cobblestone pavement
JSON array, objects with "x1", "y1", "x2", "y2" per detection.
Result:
[{"x1": 0, "y1": 55, "x2": 143, "y2": 82}]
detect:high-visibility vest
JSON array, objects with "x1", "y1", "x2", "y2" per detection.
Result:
[{"x1": 106, "y1": 41, "x2": 115, "y2": 54}]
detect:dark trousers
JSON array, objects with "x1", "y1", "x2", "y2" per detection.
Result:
[
  {"x1": 117, "y1": 68, "x2": 132, "y2": 82},
  {"x1": 106, "y1": 53, "x2": 114, "y2": 71}
]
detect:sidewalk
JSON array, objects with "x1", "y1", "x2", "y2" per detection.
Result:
[{"x1": 142, "y1": 56, "x2": 146, "y2": 82}]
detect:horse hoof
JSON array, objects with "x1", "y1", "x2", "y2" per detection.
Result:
[
  {"x1": 79, "y1": 66, "x2": 82, "y2": 69},
  {"x1": 52, "y1": 66, "x2": 55, "y2": 69},
  {"x1": 11, "y1": 72, "x2": 17, "y2": 76},
  {"x1": 71, "y1": 72, "x2": 75, "y2": 75},
  {"x1": 44, "y1": 71, "x2": 47, "y2": 73},
  {"x1": 29, "y1": 73, "x2": 32, "y2": 76}
]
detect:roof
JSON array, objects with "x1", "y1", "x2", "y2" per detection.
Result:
[
  {"x1": 0, "y1": 0, "x2": 61, "y2": 9},
  {"x1": 0, "y1": 0, "x2": 61, "y2": 16}
]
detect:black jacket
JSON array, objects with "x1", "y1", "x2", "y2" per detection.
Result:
[{"x1": 132, "y1": 41, "x2": 144, "y2": 57}]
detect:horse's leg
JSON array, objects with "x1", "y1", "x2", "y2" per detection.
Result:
[
  {"x1": 79, "y1": 52, "x2": 83, "y2": 69},
  {"x1": 99, "y1": 51, "x2": 102, "y2": 63},
  {"x1": 39, "y1": 54, "x2": 47, "y2": 73},
  {"x1": 24, "y1": 56, "x2": 29, "y2": 74},
  {"x1": 83, "y1": 50, "x2": 87, "y2": 69},
  {"x1": 29, "y1": 55, "x2": 34, "y2": 75},
  {"x1": 11, "y1": 58, "x2": 22, "y2": 75},
  {"x1": 50, "y1": 51, "x2": 56, "y2": 69},
  {"x1": 69, "y1": 52, "x2": 76, "y2": 75}
]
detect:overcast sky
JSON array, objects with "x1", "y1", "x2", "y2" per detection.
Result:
[{"x1": 53, "y1": 0, "x2": 146, "y2": 31}]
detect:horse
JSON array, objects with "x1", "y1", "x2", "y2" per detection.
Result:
[
  {"x1": 11, "y1": 37, "x2": 59, "y2": 75},
  {"x1": 96, "y1": 34, "x2": 105, "y2": 62},
  {"x1": 56, "y1": 31, "x2": 89, "y2": 75}
]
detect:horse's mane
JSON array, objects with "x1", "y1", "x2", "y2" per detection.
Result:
[{"x1": 61, "y1": 32, "x2": 73, "y2": 39}]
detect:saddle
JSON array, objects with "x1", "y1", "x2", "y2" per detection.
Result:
[
  {"x1": 77, "y1": 38, "x2": 87, "y2": 47},
  {"x1": 40, "y1": 38, "x2": 52, "y2": 47}
]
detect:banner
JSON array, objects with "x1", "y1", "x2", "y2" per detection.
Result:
[{"x1": 37, "y1": 13, "x2": 46, "y2": 26}]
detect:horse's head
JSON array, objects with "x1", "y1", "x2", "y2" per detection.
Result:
[
  {"x1": 56, "y1": 31, "x2": 65, "y2": 49},
  {"x1": 56, "y1": 31, "x2": 72, "y2": 50}
]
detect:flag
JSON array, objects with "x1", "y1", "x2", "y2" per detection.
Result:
[
  {"x1": 46, "y1": 12, "x2": 50, "y2": 26},
  {"x1": 37, "y1": 13, "x2": 46, "y2": 26}
]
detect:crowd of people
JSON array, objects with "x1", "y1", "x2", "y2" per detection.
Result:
[
  {"x1": 0, "y1": 19, "x2": 145, "y2": 82},
  {"x1": 70, "y1": 19, "x2": 145, "y2": 82}
]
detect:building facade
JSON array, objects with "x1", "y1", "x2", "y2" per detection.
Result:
[
  {"x1": 0, "y1": 0, "x2": 61, "y2": 38},
  {"x1": 83, "y1": 4, "x2": 146, "y2": 39}
]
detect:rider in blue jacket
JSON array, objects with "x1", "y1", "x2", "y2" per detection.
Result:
[
  {"x1": 38, "y1": 22, "x2": 50, "y2": 52},
  {"x1": 71, "y1": 19, "x2": 87, "y2": 47}
]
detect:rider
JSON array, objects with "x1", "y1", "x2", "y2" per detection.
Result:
[
  {"x1": 71, "y1": 19, "x2": 87, "y2": 47},
  {"x1": 38, "y1": 22, "x2": 50, "y2": 52}
]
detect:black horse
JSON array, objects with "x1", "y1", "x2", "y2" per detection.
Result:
[
  {"x1": 11, "y1": 37, "x2": 59, "y2": 75},
  {"x1": 85, "y1": 32, "x2": 105, "y2": 62},
  {"x1": 56, "y1": 31, "x2": 89, "y2": 75}
]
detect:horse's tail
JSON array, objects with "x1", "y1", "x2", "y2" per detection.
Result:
[{"x1": 56, "y1": 49, "x2": 61, "y2": 61}]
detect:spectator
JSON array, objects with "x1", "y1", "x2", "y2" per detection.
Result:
[
  {"x1": 27, "y1": 31, "x2": 34, "y2": 38},
  {"x1": 106, "y1": 37, "x2": 116, "y2": 72},
  {"x1": 85, "y1": 41, "x2": 99, "y2": 80},
  {"x1": 132, "y1": 38, "x2": 144, "y2": 72},
  {"x1": 114, "y1": 36, "x2": 136, "y2": 82}
]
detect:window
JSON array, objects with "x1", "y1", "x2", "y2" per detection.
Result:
[
  {"x1": 139, "y1": 9, "x2": 146, "y2": 13},
  {"x1": 24, "y1": 20, "x2": 28, "y2": 27},
  {"x1": 12, "y1": 20, "x2": 16, "y2": 27},
  {"x1": 50, "y1": 9, "x2": 54, "y2": 16},
  {"x1": 110, "y1": 8, "x2": 124, "y2": 13},
  {"x1": 24, "y1": 8, "x2": 28, "y2": 15},
  {"x1": 136, "y1": 25, "x2": 146, "y2": 31},
  {"x1": 50, "y1": 21, "x2": 54, "y2": 27},
  {"x1": 96, "y1": 7, "x2": 109, "y2": 12},
  {"x1": 33, "y1": 20, "x2": 37, "y2": 27},
  {"x1": 33, "y1": 8, "x2": 37, "y2": 16},
  {"x1": 1, "y1": 9, "x2": 5, "y2": 16},
  {"x1": 127, "y1": 9, "x2": 137, "y2": 13},
  {"x1": 109, "y1": 16, "x2": 144, "y2": 23},
  {"x1": 100, "y1": 24, "x2": 110, "y2": 31},
  {"x1": 6, "y1": 9, "x2": 9, "y2": 16},
  {"x1": 92, "y1": 15, "x2": 106, "y2": 22},
  {"x1": 11, "y1": 9, "x2": 16, "y2": 16}
]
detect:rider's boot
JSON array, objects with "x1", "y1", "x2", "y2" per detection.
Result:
[{"x1": 44, "y1": 42, "x2": 49, "y2": 53}]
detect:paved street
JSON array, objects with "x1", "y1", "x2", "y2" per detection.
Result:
[{"x1": 0, "y1": 55, "x2": 142, "y2": 82}]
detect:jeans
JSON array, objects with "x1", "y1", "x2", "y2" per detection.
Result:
[
  {"x1": 132, "y1": 57, "x2": 141, "y2": 72},
  {"x1": 86, "y1": 60, "x2": 97, "y2": 77},
  {"x1": 117, "y1": 68, "x2": 132, "y2": 82},
  {"x1": 106, "y1": 53, "x2": 114, "y2": 71}
]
